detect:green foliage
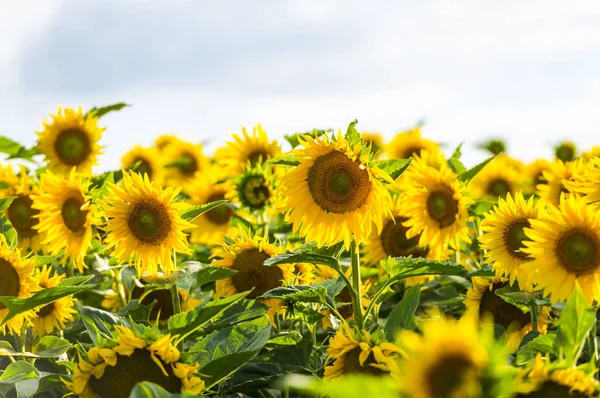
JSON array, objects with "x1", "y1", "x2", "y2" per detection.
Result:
[
  {"x1": 459, "y1": 154, "x2": 498, "y2": 182},
  {"x1": 345, "y1": 119, "x2": 361, "y2": 145},
  {"x1": 0, "y1": 136, "x2": 39, "y2": 161},
  {"x1": 268, "y1": 153, "x2": 301, "y2": 166},
  {"x1": 0, "y1": 212, "x2": 17, "y2": 248},
  {"x1": 372, "y1": 158, "x2": 412, "y2": 180},
  {"x1": 516, "y1": 333, "x2": 557, "y2": 365},
  {"x1": 285, "y1": 374, "x2": 399, "y2": 398},
  {"x1": 193, "y1": 265, "x2": 237, "y2": 287},
  {"x1": 180, "y1": 200, "x2": 229, "y2": 222},
  {"x1": 0, "y1": 196, "x2": 15, "y2": 211},
  {"x1": 284, "y1": 129, "x2": 329, "y2": 148},
  {"x1": 86, "y1": 102, "x2": 130, "y2": 119},
  {"x1": 380, "y1": 256, "x2": 466, "y2": 282},
  {"x1": 129, "y1": 382, "x2": 199, "y2": 398},
  {"x1": 385, "y1": 284, "x2": 420, "y2": 341}
]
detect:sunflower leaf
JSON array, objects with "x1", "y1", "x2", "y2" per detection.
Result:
[
  {"x1": 381, "y1": 256, "x2": 466, "y2": 281},
  {"x1": 372, "y1": 158, "x2": 412, "y2": 180},
  {"x1": 130, "y1": 381, "x2": 196, "y2": 397},
  {"x1": 0, "y1": 196, "x2": 15, "y2": 211},
  {"x1": 516, "y1": 334, "x2": 557, "y2": 365},
  {"x1": 268, "y1": 153, "x2": 301, "y2": 166},
  {"x1": 447, "y1": 157, "x2": 467, "y2": 174},
  {"x1": 180, "y1": 200, "x2": 229, "y2": 222},
  {"x1": 193, "y1": 265, "x2": 237, "y2": 288},
  {"x1": 259, "y1": 285, "x2": 328, "y2": 305},
  {"x1": 86, "y1": 102, "x2": 130, "y2": 119},
  {"x1": 0, "y1": 361, "x2": 40, "y2": 384},
  {"x1": 345, "y1": 119, "x2": 362, "y2": 146},
  {"x1": 385, "y1": 284, "x2": 420, "y2": 341},
  {"x1": 283, "y1": 373, "x2": 399, "y2": 398},
  {"x1": 458, "y1": 154, "x2": 497, "y2": 182},
  {"x1": 0, "y1": 136, "x2": 39, "y2": 162},
  {"x1": 265, "y1": 250, "x2": 341, "y2": 274},
  {"x1": 0, "y1": 213, "x2": 17, "y2": 248},
  {"x1": 284, "y1": 129, "x2": 330, "y2": 149}
]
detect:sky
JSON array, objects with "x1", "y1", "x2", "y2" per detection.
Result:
[{"x1": 2, "y1": 0, "x2": 600, "y2": 170}]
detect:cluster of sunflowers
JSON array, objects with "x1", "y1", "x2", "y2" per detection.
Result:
[{"x1": 1, "y1": 104, "x2": 600, "y2": 398}]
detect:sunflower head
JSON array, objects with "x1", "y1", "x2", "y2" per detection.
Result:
[
  {"x1": 537, "y1": 159, "x2": 587, "y2": 207},
  {"x1": 155, "y1": 134, "x2": 183, "y2": 152},
  {"x1": 163, "y1": 140, "x2": 208, "y2": 185},
  {"x1": 122, "y1": 145, "x2": 163, "y2": 182},
  {"x1": 215, "y1": 124, "x2": 282, "y2": 174},
  {"x1": 386, "y1": 125, "x2": 438, "y2": 159},
  {"x1": 562, "y1": 157, "x2": 600, "y2": 211},
  {"x1": 0, "y1": 235, "x2": 39, "y2": 335},
  {"x1": 469, "y1": 155, "x2": 523, "y2": 200},
  {"x1": 102, "y1": 171, "x2": 193, "y2": 275},
  {"x1": 360, "y1": 132, "x2": 385, "y2": 158},
  {"x1": 36, "y1": 107, "x2": 105, "y2": 175},
  {"x1": 229, "y1": 165, "x2": 277, "y2": 212},
  {"x1": 555, "y1": 141, "x2": 577, "y2": 162},
  {"x1": 525, "y1": 159, "x2": 551, "y2": 193},
  {"x1": 277, "y1": 130, "x2": 394, "y2": 249},
  {"x1": 32, "y1": 265, "x2": 77, "y2": 336}
]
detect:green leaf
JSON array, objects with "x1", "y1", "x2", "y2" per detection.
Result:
[
  {"x1": 345, "y1": 119, "x2": 361, "y2": 145},
  {"x1": 33, "y1": 336, "x2": 71, "y2": 357},
  {"x1": 265, "y1": 250, "x2": 341, "y2": 274},
  {"x1": 372, "y1": 159, "x2": 412, "y2": 180},
  {"x1": 194, "y1": 265, "x2": 237, "y2": 287},
  {"x1": 259, "y1": 285, "x2": 328, "y2": 305},
  {"x1": 465, "y1": 266, "x2": 495, "y2": 277},
  {"x1": 267, "y1": 331, "x2": 303, "y2": 346},
  {"x1": 78, "y1": 304, "x2": 129, "y2": 344},
  {"x1": 0, "y1": 283, "x2": 95, "y2": 325},
  {"x1": 58, "y1": 274, "x2": 95, "y2": 287},
  {"x1": 268, "y1": 153, "x2": 301, "y2": 166},
  {"x1": 447, "y1": 158, "x2": 467, "y2": 174},
  {"x1": 516, "y1": 334, "x2": 557, "y2": 365},
  {"x1": 451, "y1": 142, "x2": 463, "y2": 160},
  {"x1": 0, "y1": 361, "x2": 39, "y2": 384},
  {"x1": 202, "y1": 300, "x2": 268, "y2": 335},
  {"x1": 129, "y1": 381, "x2": 198, "y2": 398},
  {"x1": 284, "y1": 374, "x2": 399, "y2": 398},
  {"x1": 0, "y1": 136, "x2": 39, "y2": 161},
  {"x1": 459, "y1": 154, "x2": 497, "y2": 182},
  {"x1": 380, "y1": 256, "x2": 466, "y2": 282},
  {"x1": 145, "y1": 261, "x2": 203, "y2": 288},
  {"x1": 118, "y1": 299, "x2": 155, "y2": 323},
  {"x1": 86, "y1": 102, "x2": 130, "y2": 119},
  {"x1": 385, "y1": 284, "x2": 420, "y2": 341},
  {"x1": 181, "y1": 200, "x2": 229, "y2": 222},
  {"x1": 167, "y1": 291, "x2": 248, "y2": 336},
  {"x1": 554, "y1": 285, "x2": 596, "y2": 364},
  {"x1": 284, "y1": 129, "x2": 329, "y2": 149},
  {"x1": 193, "y1": 316, "x2": 272, "y2": 388},
  {"x1": 0, "y1": 196, "x2": 15, "y2": 211},
  {"x1": 0, "y1": 213, "x2": 17, "y2": 248}
]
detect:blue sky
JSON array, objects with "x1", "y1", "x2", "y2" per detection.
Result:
[{"x1": 2, "y1": 1, "x2": 600, "y2": 170}]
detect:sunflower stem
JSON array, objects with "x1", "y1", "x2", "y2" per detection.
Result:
[
  {"x1": 529, "y1": 301, "x2": 539, "y2": 332},
  {"x1": 350, "y1": 238, "x2": 364, "y2": 329},
  {"x1": 170, "y1": 283, "x2": 182, "y2": 316}
]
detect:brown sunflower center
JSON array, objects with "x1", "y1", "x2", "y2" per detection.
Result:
[
  {"x1": 53, "y1": 128, "x2": 91, "y2": 166},
  {"x1": 534, "y1": 172, "x2": 546, "y2": 186},
  {"x1": 0, "y1": 258, "x2": 20, "y2": 310},
  {"x1": 556, "y1": 228, "x2": 600, "y2": 275},
  {"x1": 504, "y1": 220, "x2": 531, "y2": 260},
  {"x1": 247, "y1": 150, "x2": 270, "y2": 167},
  {"x1": 479, "y1": 282, "x2": 531, "y2": 329},
  {"x1": 380, "y1": 217, "x2": 428, "y2": 258},
  {"x1": 127, "y1": 199, "x2": 172, "y2": 245},
  {"x1": 514, "y1": 381, "x2": 587, "y2": 398},
  {"x1": 204, "y1": 192, "x2": 232, "y2": 225},
  {"x1": 487, "y1": 178, "x2": 511, "y2": 198},
  {"x1": 240, "y1": 176, "x2": 271, "y2": 209},
  {"x1": 38, "y1": 302, "x2": 55, "y2": 317},
  {"x1": 176, "y1": 152, "x2": 198, "y2": 176},
  {"x1": 61, "y1": 195, "x2": 88, "y2": 233},
  {"x1": 336, "y1": 286, "x2": 354, "y2": 319},
  {"x1": 400, "y1": 146, "x2": 423, "y2": 159},
  {"x1": 88, "y1": 349, "x2": 182, "y2": 398},
  {"x1": 132, "y1": 286, "x2": 182, "y2": 320},
  {"x1": 307, "y1": 151, "x2": 371, "y2": 214},
  {"x1": 132, "y1": 157, "x2": 153, "y2": 179},
  {"x1": 231, "y1": 248, "x2": 283, "y2": 299},
  {"x1": 426, "y1": 185, "x2": 459, "y2": 228},
  {"x1": 341, "y1": 346, "x2": 386, "y2": 376},
  {"x1": 7, "y1": 195, "x2": 39, "y2": 238},
  {"x1": 425, "y1": 352, "x2": 477, "y2": 398}
]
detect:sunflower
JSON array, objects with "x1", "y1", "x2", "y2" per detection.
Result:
[
  {"x1": 469, "y1": 155, "x2": 523, "y2": 200},
  {"x1": 582, "y1": 146, "x2": 600, "y2": 160},
  {"x1": 396, "y1": 313, "x2": 503, "y2": 398},
  {"x1": 513, "y1": 354, "x2": 598, "y2": 397},
  {"x1": 324, "y1": 325, "x2": 402, "y2": 380},
  {"x1": 385, "y1": 126, "x2": 438, "y2": 159},
  {"x1": 155, "y1": 134, "x2": 182, "y2": 152},
  {"x1": 399, "y1": 158, "x2": 473, "y2": 251},
  {"x1": 361, "y1": 132, "x2": 385, "y2": 158},
  {"x1": 215, "y1": 124, "x2": 282, "y2": 174},
  {"x1": 479, "y1": 192, "x2": 539, "y2": 285},
  {"x1": 163, "y1": 140, "x2": 208, "y2": 185},
  {"x1": 32, "y1": 169, "x2": 98, "y2": 273},
  {"x1": 524, "y1": 159, "x2": 551, "y2": 193},
  {"x1": 0, "y1": 235, "x2": 38, "y2": 335},
  {"x1": 185, "y1": 166, "x2": 237, "y2": 245},
  {"x1": 465, "y1": 277, "x2": 549, "y2": 352},
  {"x1": 36, "y1": 106, "x2": 105, "y2": 175},
  {"x1": 555, "y1": 141, "x2": 577, "y2": 162},
  {"x1": 121, "y1": 145, "x2": 163, "y2": 183},
  {"x1": 213, "y1": 231, "x2": 295, "y2": 320},
  {"x1": 31, "y1": 265, "x2": 77, "y2": 336},
  {"x1": 522, "y1": 195, "x2": 600, "y2": 303},
  {"x1": 228, "y1": 165, "x2": 277, "y2": 213},
  {"x1": 130, "y1": 284, "x2": 201, "y2": 322},
  {"x1": 102, "y1": 171, "x2": 193, "y2": 275},
  {"x1": 277, "y1": 131, "x2": 394, "y2": 249},
  {"x1": 63, "y1": 325, "x2": 204, "y2": 397},
  {"x1": 2, "y1": 166, "x2": 45, "y2": 252},
  {"x1": 563, "y1": 157, "x2": 600, "y2": 211},
  {"x1": 536, "y1": 159, "x2": 586, "y2": 207}
]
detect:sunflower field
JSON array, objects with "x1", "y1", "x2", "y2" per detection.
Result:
[{"x1": 1, "y1": 104, "x2": 600, "y2": 398}]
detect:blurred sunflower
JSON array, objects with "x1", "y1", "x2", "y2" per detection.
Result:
[
  {"x1": 582, "y1": 146, "x2": 600, "y2": 160},
  {"x1": 399, "y1": 159, "x2": 473, "y2": 250},
  {"x1": 524, "y1": 159, "x2": 551, "y2": 194},
  {"x1": 215, "y1": 124, "x2": 281, "y2": 173},
  {"x1": 2, "y1": 166, "x2": 45, "y2": 252},
  {"x1": 563, "y1": 157, "x2": 600, "y2": 211},
  {"x1": 513, "y1": 354, "x2": 598, "y2": 397},
  {"x1": 396, "y1": 313, "x2": 506, "y2": 398},
  {"x1": 228, "y1": 165, "x2": 277, "y2": 212},
  {"x1": 130, "y1": 284, "x2": 201, "y2": 322},
  {"x1": 185, "y1": 167, "x2": 237, "y2": 245},
  {"x1": 522, "y1": 195, "x2": 600, "y2": 303},
  {"x1": 385, "y1": 126, "x2": 438, "y2": 159},
  {"x1": 465, "y1": 277, "x2": 549, "y2": 352},
  {"x1": 163, "y1": 140, "x2": 208, "y2": 185},
  {"x1": 32, "y1": 169, "x2": 97, "y2": 273},
  {"x1": 213, "y1": 231, "x2": 294, "y2": 320},
  {"x1": 64, "y1": 325, "x2": 203, "y2": 397},
  {"x1": 102, "y1": 171, "x2": 193, "y2": 275},
  {"x1": 32, "y1": 265, "x2": 77, "y2": 336},
  {"x1": 277, "y1": 131, "x2": 393, "y2": 249},
  {"x1": 537, "y1": 159, "x2": 586, "y2": 207},
  {"x1": 36, "y1": 107, "x2": 105, "y2": 175},
  {"x1": 554, "y1": 141, "x2": 577, "y2": 163},
  {"x1": 360, "y1": 132, "x2": 385, "y2": 158},
  {"x1": 122, "y1": 145, "x2": 163, "y2": 182},
  {"x1": 479, "y1": 192, "x2": 538, "y2": 285},
  {"x1": 469, "y1": 155, "x2": 523, "y2": 200},
  {"x1": 0, "y1": 235, "x2": 38, "y2": 335},
  {"x1": 155, "y1": 134, "x2": 182, "y2": 152},
  {"x1": 324, "y1": 325, "x2": 402, "y2": 380}
]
